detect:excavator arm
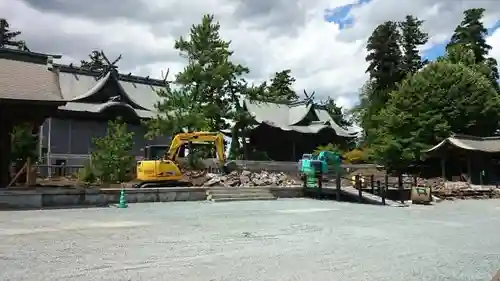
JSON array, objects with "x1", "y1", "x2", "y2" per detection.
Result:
[
  {"x1": 317, "y1": 151, "x2": 343, "y2": 173},
  {"x1": 166, "y1": 132, "x2": 227, "y2": 165}
]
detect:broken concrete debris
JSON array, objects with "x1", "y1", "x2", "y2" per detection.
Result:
[
  {"x1": 200, "y1": 170, "x2": 301, "y2": 187},
  {"x1": 415, "y1": 178, "x2": 500, "y2": 200}
]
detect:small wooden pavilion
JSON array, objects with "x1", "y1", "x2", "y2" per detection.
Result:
[{"x1": 423, "y1": 134, "x2": 500, "y2": 185}]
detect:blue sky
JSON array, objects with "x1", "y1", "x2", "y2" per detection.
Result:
[
  {"x1": 326, "y1": 1, "x2": 500, "y2": 61},
  {"x1": 325, "y1": 0, "x2": 370, "y2": 29}
]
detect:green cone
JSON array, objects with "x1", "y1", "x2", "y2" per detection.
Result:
[{"x1": 117, "y1": 189, "x2": 128, "y2": 208}]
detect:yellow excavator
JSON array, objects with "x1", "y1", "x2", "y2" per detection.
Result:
[{"x1": 134, "y1": 131, "x2": 231, "y2": 188}]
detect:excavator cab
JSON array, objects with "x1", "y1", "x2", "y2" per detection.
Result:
[{"x1": 142, "y1": 145, "x2": 170, "y2": 160}]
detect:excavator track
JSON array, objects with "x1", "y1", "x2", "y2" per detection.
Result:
[{"x1": 129, "y1": 180, "x2": 192, "y2": 189}]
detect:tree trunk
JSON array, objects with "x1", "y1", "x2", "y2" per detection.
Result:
[
  {"x1": 229, "y1": 123, "x2": 241, "y2": 159},
  {"x1": 241, "y1": 127, "x2": 248, "y2": 160}
]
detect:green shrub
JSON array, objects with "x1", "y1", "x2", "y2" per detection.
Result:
[{"x1": 78, "y1": 161, "x2": 97, "y2": 184}]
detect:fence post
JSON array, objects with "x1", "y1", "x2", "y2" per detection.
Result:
[
  {"x1": 317, "y1": 171, "x2": 323, "y2": 199},
  {"x1": 398, "y1": 174, "x2": 404, "y2": 204},
  {"x1": 336, "y1": 171, "x2": 341, "y2": 201},
  {"x1": 356, "y1": 174, "x2": 362, "y2": 202},
  {"x1": 370, "y1": 175, "x2": 375, "y2": 194},
  {"x1": 383, "y1": 173, "x2": 388, "y2": 205}
]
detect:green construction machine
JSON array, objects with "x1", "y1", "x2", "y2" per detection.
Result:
[{"x1": 299, "y1": 151, "x2": 343, "y2": 197}]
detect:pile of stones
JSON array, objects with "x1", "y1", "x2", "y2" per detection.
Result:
[{"x1": 200, "y1": 170, "x2": 301, "y2": 187}]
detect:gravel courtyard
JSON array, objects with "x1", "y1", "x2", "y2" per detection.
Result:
[{"x1": 0, "y1": 199, "x2": 499, "y2": 281}]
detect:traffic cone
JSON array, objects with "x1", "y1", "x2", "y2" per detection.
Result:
[{"x1": 117, "y1": 189, "x2": 128, "y2": 208}]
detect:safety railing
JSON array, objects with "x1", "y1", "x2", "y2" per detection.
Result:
[{"x1": 334, "y1": 173, "x2": 422, "y2": 205}]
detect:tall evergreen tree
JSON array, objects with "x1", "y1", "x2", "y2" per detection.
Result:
[
  {"x1": 362, "y1": 21, "x2": 403, "y2": 142},
  {"x1": 365, "y1": 21, "x2": 403, "y2": 105},
  {"x1": 447, "y1": 8, "x2": 499, "y2": 92},
  {"x1": 147, "y1": 14, "x2": 251, "y2": 159},
  {"x1": 398, "y1": 15, "x2": 429, "y2": 76},
  {"x1": 447, "y1": 8, "x2": 491, "y2": 63},
  {"x1": 174, "y1": 14, "x2": 249, "y2": 132}
]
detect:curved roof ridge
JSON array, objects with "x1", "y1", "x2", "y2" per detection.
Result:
[
  {"x1": 425, "y1": 134, "x2": 500, "y2": 154},
  {"x1": 451, "y1": 133, "x2": 500, "y2": 140},
  {"x1": 69, "y1": 71, "x2": 112, "y2": 102},
  {"x1": 115, "y1": 78, "x2": 150, "y2": 111},
  {"x1": 288, "y1": 103, "x2": 313, "y2": 125},
  {"x1": 69, "y1": 70, "x2": 150, "y2": 111}
]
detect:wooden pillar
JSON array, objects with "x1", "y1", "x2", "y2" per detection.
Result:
[
  {"x1": 398, "y1": 174, "x2": 404, "y2": 204},
  {"x1": 467, "y1": 157, "x2": 472, "y2": 184},
  {"x1": 382, "y1": 173, "x2": 388, "y2": 205},
  {"x1": 0, "y1": 121, "x2": 13, "y2": 188},
  {"x1": 479, "y1": 153, "x2": 484, "y2": 186},
  {"x1": 355, "y1": 174, "x2": 362, "y2": 202},
  {"x1": 335, "y1": 171, "x2": 341, "y2": 201},
  {"x1": 441, "y1": 158, "x2": 446, "y2": 181}
]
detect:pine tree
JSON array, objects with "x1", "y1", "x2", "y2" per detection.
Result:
[
  {"x1": 266, "y1": 69, "x2": 298, "y2": 102},
  {"x1": 447, "y1": 8, "x2": 491, "y2": 63},
  {"x1": 447, "y1": 8, "x2": 499, "y2": 92},
  {"x1": 147, "y1": 14, "x2": 250, "y2": 160},
  {"x1": 363, "y1": 21, "x2": 403, "y2": 142},
  {"x1": 365, "y1": 21, "x2": 403, "y2": 102},
  {"x1": 398, "y1": 15, "x2": 428, "y2": 76},
  {"x1": 0, "y1": 18, "x2": 29, "y2": 50},
  {"x1": 80, "y1": 50, "x2": 106, "y2": 71},
  {"x1": 174, "y1": 14, "x2": 249, "y2": 132}
]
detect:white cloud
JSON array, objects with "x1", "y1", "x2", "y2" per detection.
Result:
[
  {"x1": 1, "y1": 0, "x2": 499, "y2": 109},
  {"x1": 339, "y1": 0, "x2": 500, "y2": 45},
  {"x1": 488, "y1": 28, "x2": 500, "y2": 63}
]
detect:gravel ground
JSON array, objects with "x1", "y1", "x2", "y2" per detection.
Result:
[{"x1": 0, "y1": 199, "x2": 499, "y2": 281}]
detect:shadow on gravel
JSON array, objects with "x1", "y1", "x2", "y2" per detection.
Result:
[
  {"x1": 303, "y1": 189, "x2": 361, "y2": 203},
  {"x1": 0, "y1": 204, "x2": 110, "y2": 212}
]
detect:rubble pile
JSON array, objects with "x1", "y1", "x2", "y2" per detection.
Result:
[
  {"x1": 200, "y1": 170, "x2": 301, "y2": 187},
  {"x1": 415, "y1": 178, "x2": 500, "y2": 200},
  {"x1": 342, "y1": 169, "x2": 500, "y2": 200},
  {"x1": 185, "y1": 166, "x2": 500, "y2": 198}
]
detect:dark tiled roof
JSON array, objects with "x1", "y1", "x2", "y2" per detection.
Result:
[{"x1": 0, "y1": 56, "x2": 64, "y2": 102}]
